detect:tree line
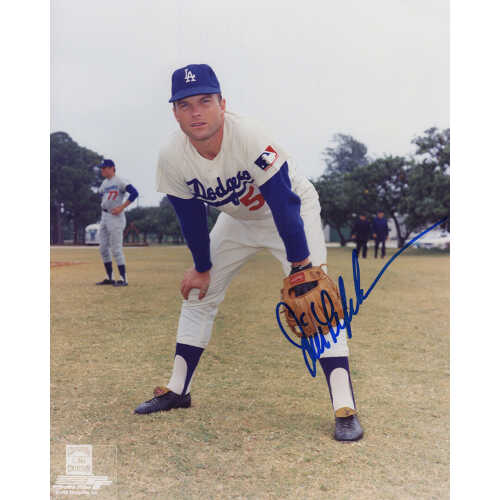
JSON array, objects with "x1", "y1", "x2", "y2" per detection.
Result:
[
  {"x1": 51, "y1": 132, "x2": 102, "y2": 244},
  {"x1": 50, "y1": 127, "x2": 449, "y2": 247},
  {"x1": 313, "y1": 128, "x2": 449, "y2": 247},
  {"x1": 123, "y1": 199, "x2": 220, "y2": 245}
]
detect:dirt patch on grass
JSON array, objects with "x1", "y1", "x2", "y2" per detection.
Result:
[{"x1": 51, "y1": 261, "x2": 83, "y2": 268}]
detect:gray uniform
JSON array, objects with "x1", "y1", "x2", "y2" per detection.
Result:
[{"x1": 98, "y1": 175, "x2": 129, "y2": 266}]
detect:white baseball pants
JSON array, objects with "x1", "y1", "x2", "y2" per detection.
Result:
[
  {"x1": 175, "y1": 198, "x2": 349, "y2": 358},
  {"x1": 99, "y1": 213, "x2": 127, "y2": 266}
]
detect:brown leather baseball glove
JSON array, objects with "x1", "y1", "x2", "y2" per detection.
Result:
[{"x1": 280, "y1": 264, "x2": 344, "y2": 338}]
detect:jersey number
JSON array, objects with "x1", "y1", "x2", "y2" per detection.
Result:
[
  {"x1": 240, "y1": 185, "x2": 265, "y2": 211},
  {"x1": 107, "y1": 190, "x2": 119, "y2": 201}
]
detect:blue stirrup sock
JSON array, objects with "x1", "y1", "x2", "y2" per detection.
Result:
[
  {"x1": 167, "y1": 343, "x2": 204, "y2": 396},
  {"x1": 319, "y1": 356, "x2": 357, "y2": 416},
  {"x1": 104, "y1": 261, "x2": 113, "y2": 280},
  {"x1": 118, "y1": 264, "x2": 126, "y2": 281}
]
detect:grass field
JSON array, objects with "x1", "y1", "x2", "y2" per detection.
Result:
[{"x1": 50, "y1": 245, "x2": 449, "y2": 499}]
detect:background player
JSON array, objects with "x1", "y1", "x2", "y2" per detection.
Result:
[
  {"x1": 351, "y1": 213, "x2": 372, "y2": 259},
  {"x1": 372, "y1": 210, "x2": 389, "y2": 258},
  {"x1": 134, "y1": 64, "x2": 363, "y2": 441},
  {"x1": 96, "y1": 159, "x2": 139, "y2": 287}
]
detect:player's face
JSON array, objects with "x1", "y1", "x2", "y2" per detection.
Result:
[
  {"x1": 101, "y1": 166, "x2": 114, "y2": 179},
  {"x1": 173, "y1": 94, "x2": 226, "y2": 142}
]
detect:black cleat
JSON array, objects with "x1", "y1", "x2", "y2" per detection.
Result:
[
  {"x1": 113, "y1": 280, "x2": 128, "y2": 287},
  {"x1": 96, "y1": 278, "x2": 115, "y2": 285},
  {"x1": 134, "y1": 387, "x2": 191, "y2": 415},
  {"x1": 334, "y1": 414, "x2": 364, "y2": 441}
]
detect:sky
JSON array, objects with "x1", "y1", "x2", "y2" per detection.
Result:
[{"x1": 51, "y1": 0, "x2": 449, "y2": 208}]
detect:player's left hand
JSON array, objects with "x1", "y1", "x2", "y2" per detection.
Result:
[
  {"x1": 111, "y1": 206, "x2": 124, "y2": 215},
  {"x1": 280, "y1": 265, "x2": 344, "y2": 338}
]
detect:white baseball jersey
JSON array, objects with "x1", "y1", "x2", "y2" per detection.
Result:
[
  {"x1": 99, "y1": 175, "x2": 130, "y2": 212},
  {"x1": 156, "y1": 111, "x2": 317, "y2": 219}
]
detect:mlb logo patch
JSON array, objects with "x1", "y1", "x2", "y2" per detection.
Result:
[{"x1": 254, "y1": 146, "x2": 279, "y2": 170}]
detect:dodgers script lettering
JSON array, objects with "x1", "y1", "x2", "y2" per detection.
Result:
[{"x1": 186, "y1": 170, "x2": 253, "y2": 207}]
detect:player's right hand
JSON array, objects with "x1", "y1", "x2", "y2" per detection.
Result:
[{"x1": 180, "y1": 267, "x2": 211, "y2": 300}]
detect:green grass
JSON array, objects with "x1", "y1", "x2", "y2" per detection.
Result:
[{"x1": 51, "y1": 245, "x2": 449, "y2": 499}]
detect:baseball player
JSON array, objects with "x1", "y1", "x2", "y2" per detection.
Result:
[
  {"x1": 351, "y1": 213, "x2": 372, "y2": 259},
  {"x1": 96, "y1": 159, "x2": 139, "y2": 287},
  {"x1": 372, "y1": 210, "x2": 389, "y2": 258},
  {"x1": 134, "y1": 64, "x2": 363, "y2": 441}
]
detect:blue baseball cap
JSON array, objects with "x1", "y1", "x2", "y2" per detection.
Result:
[
  {"x1": 169, "y1": 64, "x2": 221, "y2": 103},
  {"x1": 99, "y1": 159, "x2": 115, "y2": 168}
]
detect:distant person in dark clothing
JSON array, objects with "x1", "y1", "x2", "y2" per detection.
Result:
[
  {"x1": 372, "y1": 210, "x2": 389, "y2": 258},
  {"x1": 351, "y1": 214, "x2": 372, "y2": 259}
]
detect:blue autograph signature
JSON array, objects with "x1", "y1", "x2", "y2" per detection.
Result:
[{"x1": 275, "y1": 218, "x2": 448, "y2": 377}]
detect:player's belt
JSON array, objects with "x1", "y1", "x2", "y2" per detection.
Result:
[{"x1": 102, "y1": 208, "x2": 109, "y2": 213}]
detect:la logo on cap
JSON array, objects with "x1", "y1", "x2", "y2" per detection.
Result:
[{"x1": 184, "y1": 68, "x2": 196, "y2": 83}]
